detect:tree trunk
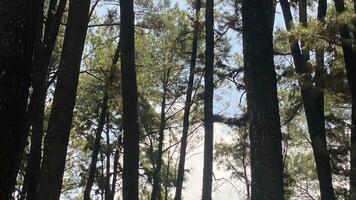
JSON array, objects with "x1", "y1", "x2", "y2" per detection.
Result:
[
  {"x1": 110, "y1": 140, "x2": 121, "y2": 200},
  {"x1": 333, "y1": 0, "x2": 356, "y2": 198},
  {"x1": 83, "y1": 40, "x2": 119, "y2": 200},
  {"x1": 202, "y1": 0, "x2": 214, "y2": 199},
  {"x1": 22, "y1": 1, "x2": 67, "y2": 199},
  {"x1": 242, "y1": 0, "x2": 284, "y2": 199},
  {"x1": 105, "y1": 112, "x2": 112, "y2": 200},
  {"x1": 35, "y1": 0, "x2": 90, "y2": 199},
  {"x1": 151, "y1": 71, "x2": 169, "y2": 200},
  {"x1": 280, "y1": 0, "x2": 336, "y2": 199},
  {"x1": 0, "y1": 0, "x2": 42, "y2": 198},
  {"x1": 120, "y1": 0, "x2": 140, "y2": 199},
  {"x1": 83, "y1": 93, "x2": 110, "y2": 200},
  {"x1": 174, "y1": 2, "x2": 201, "y2": 200},
  {"x1": 165, "y1": 150, "x2": 170, "y2": 200}
]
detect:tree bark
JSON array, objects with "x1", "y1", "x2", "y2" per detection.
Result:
[
  {"x1": 333, "y1": 0, "x2": 356, "y2": 199},
  {"x1": 202, "y1": 0, "x2": 214, "y2": 199},
  {"x1": 0, "y1": 0, "x2": 43, "y2": 198},
  {"x1": 83, "y1": 93, "x2": 110, "y2": 200},
  {"x1": 242, "y1": 0, "x2": 284, "y2": 199},
  {"x1": 151, "y1": 73, "x2": 168, "y2": 200},
  {"x1": 35, "y1": 0, "x2": 90, "y2": 199},
  {"x1": 280, "y1": 0, "x2": 336, "y2": 199},
  {"x1": 22, "y1": 1, "x2": 67, "y2": 199},
  {"x1": 83, "y1": 40, "x2": 119, "y2": 200},
  {"x1": 110, "y1": 141, "x2": 121, "y2": 200},
  {"x1": 105, "y1": 112, "x2": 112, "y2": 200},
  {"x1": 120, "y1": 0, "x2": 140, "y2": 199},
  {"x1": 174, "y1": 2, "x2": 201, "y2": 200}
]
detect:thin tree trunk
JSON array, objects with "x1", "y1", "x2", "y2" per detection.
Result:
[
  {"x1": 174, "y1": 2, "x2": 201, "y2": 200},
  {"x1": 83, "y1": 41, "x2": 119, "y2": 200},
  {"x1": 151, "y1": 73, "x2": 168, "y2": 200},
  {"x1": 110, "y1": 139, "x2": 121, "y2": 200},
  {"x1": 242, "y1": 0, "x2": 284, "y2": 199},
  {"x1": 333, "y1": 0, "x2": 356, "y2": 198},
  {"x1": 165, "y1": 149, "x2": 170, "y2": 200},
  {"x1": 83, "y1": 93, "x2": 110, "y2": 200},
  {"x1": 22, "y1": 1, "x2": 67, "y2": 199},
  {"x1": 120, "y1": 0, "x2": 140, "y2": 199},
  {"x1": 105, "y1": 112, "x2": 112, "y2": 200},
  {"x1": 280, "y1": 0, "x2": 336, "y2": 199},
  {"x1": 0, "y1": 0, "x2": 43, "y2": 198},
  {"x1": 100, "y1": 151, "x2": 105, "y2": 200},
  {"x1": 35, "y1": 0, "x2": 90, "y2": 199},
  {"x1": 299, "y1": 0, "x2": 309, "y2": 62},
  {"x1": 202, "y1": 0, "x2": 214, "y2": 199}
]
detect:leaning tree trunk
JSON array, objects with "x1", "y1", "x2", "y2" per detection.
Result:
[
  {"x1": 35, "y1": 0, "x2": 90, "y2": 199},
  {"x1": 242, "y1": 0, "x2": 284, "y2": 199},
  {"x1": 0, "y1": 0, "x2": 43, "y2": 198},
  {"x1": 83, "y1": 41, "x2": 119, "y2": 200},
  {"x1": 151, "y1": 72, "x2": 168, "y2": 200},
  {"x1": 120, "y1": 0, "x2": 140, "y2": 200},
  {"x1": 83, "y1": 92, "x2": 110, "y2": 200},
  {"x1": 174, "y1": 1, "x2": 201, "y2": 200},
  {"x1": 333, "y1": 0, "x2": 356, "y2": 198},
  {"x1": 280, "y1": 0, "x2": 336, "y2": 199},
  {"x1": 22, "y1": 1, "x2": 67, "y2": 199}
]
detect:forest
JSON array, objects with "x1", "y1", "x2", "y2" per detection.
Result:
[{"x1": 0, "y1": 0, "x2": 355, "y2": 199}]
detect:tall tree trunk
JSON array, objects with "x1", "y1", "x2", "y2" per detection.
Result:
[
  {"x1": 151, "y1": 73, "x2": 168, "y2": 200},
  {"x1": 165, "y1": 149, "x2": 170, "y2": 200},
  {"x1": 83, "y1": 93, "x2": 110, "y2": 200},
  {"x1": 83, "y1": 41, "x2": 119, "y2": 200},
  {"x1": 279, "y1": 0, "x2": 336, "y2": 199},
  {"x1": 120, "y1": 0, "x2": 140, "y2": 199},
  {"x1": 174, "y1": 2, "x2": 201, "y2": 200},
  {"x1": 0, "y1": 0, "x2": 43, "y2": 198},
  {"x1": 202, "y1": 0, "x2": 214, "y2": 199},
  {"x1": 110, "y1": 139, "x2": 121, "y2": 200},
  {"x1": 22, "y1": 1, "x2": 67, "y2": 199},
  {"x1": 35, "y1": 0, "x2": 90, "y2": 199},
  {"x1": 105, "y1": 112, "x2": 112, "y2": 200},
  {"x1": 242, "y1": 0, "x2": 284, "y2": 199},
  {"x1": 299, "y1": 0, "x2": 309, "y2": 62},
  {"x1": 333, "y1": 0, "x2": 356, "y2": 198}
]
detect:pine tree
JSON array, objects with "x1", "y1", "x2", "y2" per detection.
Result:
[
  {"x1": 120, "y1": 0, "x2": 140, "y2": 199},
  {"x1": 35, "y1": 0, "x2": 90, "y2": 198},
  {"x1": 242, "y1": 0, "x2": 284, "y2": 199},
  {"x1": 0, "y1": 0, "x2": 43, "y2": 198}
]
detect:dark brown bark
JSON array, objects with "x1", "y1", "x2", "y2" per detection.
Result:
[
  {"x1": 22, "y1": 1, "x2": 67, "y2": 199},
  {"x1": 280, "y1": 0, "x2": 336, "y2": 199},
  {"x1": 151, "y1": 73, "x2": 168, "y2": 200},
  {"x1": 164, "y1": 150, "x2": 170, "y2": 200},
  {"x1": 333, "y1": 0, "x2": 356, "y2": 198},
  {"x1": 242, "y1": 0, "x2": 284, "y2": 199},
  {"x1": 174, "y1": 2, "x2": 201, "y2": 200},
  {"x1": 105, "y1": 113, "x2": 112, "y2": 200},
  {"x1": 83, "y1": 93, "x2": 110, "y2": 200},
  {"x1": 299, "y1": 0, "x2": 309, "y2": 62},
  {"x1": 120, "y1": 0, "x2": 140, "y2": 199},
  {"x1": 83, "y1": 40, "x2": 119, "y2": 200},
  {"x1": 202, "y1": 0, "x2": 214, "y2": 199},
  {"x1": 0, "y1": 0, "x2": 42, "y2": 198},
  {"x1": 110, "y1": 141, "x2": 121, "y2": 200},
  {"x1": 35, "y1": 0, "x2": 90, "y2": 199}
]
